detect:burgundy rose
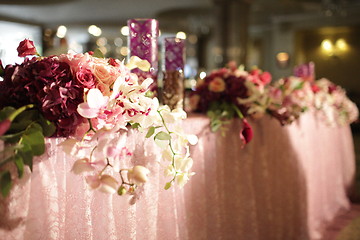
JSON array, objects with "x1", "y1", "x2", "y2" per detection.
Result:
[
  {"x1": 75, "y1": 67, "x2": 97, "y2": 89},
  {"x1": 240, "y1": 118, "x2": 253, "y2": 147},
  {"x1": 17, "y1": 39, "x2": 38, "y2": 57}
]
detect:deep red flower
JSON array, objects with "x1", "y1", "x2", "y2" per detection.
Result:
[
  {"x1": 240, "y1": 118, "x2": 253, "y2": 147},
  {"x1": 17, "y1": 39, "x2": 37, "y2": 57}
]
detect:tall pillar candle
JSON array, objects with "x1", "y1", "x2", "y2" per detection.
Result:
[
  {"x1": 127, "y1": 18, "x2": 159, "y2": 92},
  {"x1": 162, "y1": 37, "x2": 185, "y2": 110}
]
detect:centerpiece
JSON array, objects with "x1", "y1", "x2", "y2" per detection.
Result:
[
  {"x1": 0, "y1": 39, "x2": 197, "y2": 198},
  {"x1": 190, "y1": 61, "x2": 358, "y2": 143}
]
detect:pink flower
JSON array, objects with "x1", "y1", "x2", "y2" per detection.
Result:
[
  {"x1": 208, "y1": 77, "x2": 226, "y2": 92},
  {"x1": 77, "y1": 88, "x2": 108, "y2": 119},
  {"x1": 93, "y1": 64, "x2": 115, "y2": 85},
  {"x1": 0, "y1": 119, "x2": 11, "y2": 136},
  {"x1": 17, "y1": 39, "x2": 37, "y2": 57},
  {"x1": 240, "y1": 119, "x2": 253, "y2": 147},
  {"x1": 75, "y1": 67, "x2": 97, "y2": 89},
  {"x1": 259, "y1": 71, "x2": 272, "y2": 85}
]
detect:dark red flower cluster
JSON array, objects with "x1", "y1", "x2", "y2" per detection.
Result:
[
  {"x1": 0, "y1": 56, "x2": 85, "y2": 137},
  {"x1": 191, "y1": 67, "x2": 250, "y2": 116}
]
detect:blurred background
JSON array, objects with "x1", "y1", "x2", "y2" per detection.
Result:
[{"x1": 0, "y1": 0, "x2": 359, "y2": 121}]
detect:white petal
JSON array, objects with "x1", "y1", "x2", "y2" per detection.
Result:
[
  {"x1": 98, "y1": 175, "x2": 118, "y2": 194},
  {"x1": 71, "y1": 158, "x2": 95, "y2": 175}
]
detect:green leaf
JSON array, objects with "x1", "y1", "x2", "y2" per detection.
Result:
[
  {"x1": 0, "y1": 171, "x2": 12, "y2": 197},
  {"x1": 293, "y1": 81, "x2": 305, "y2": 91},
  {"x1": 154, "y1": 131, "x2": 171, "y2": 141},
  {"x1": 130, "y1": 122, "x2": 141, "y2": 129},
  {"x1": 14, "y1": 154, "x2": 24, "y2": 178},
  {"x1": 18, "y1": 142, "x2": 33, "y2": 171},
  {"x1": 0, "y1": 107, "x2": 15, "y2": 122},
  {"x1": 93, "y1": 48, "x2": 105, "y2": 58},
  {"x1": 22, "y1": 123, "x2": 45, "y2": 156},
  {"x1": 37, "y1": 115, "x2": 56, "y2": 137},
  {"x1": 145, "y1": 126, "x2": 155, "y2": 138}
]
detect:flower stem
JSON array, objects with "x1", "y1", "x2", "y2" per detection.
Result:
[{"x1": 8, "y1": 104, "x2": 35, "y2": 121}]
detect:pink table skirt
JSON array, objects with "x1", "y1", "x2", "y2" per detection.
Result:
[{"x1": 0, "y1": 111, "x2": 356, "y2": 240}]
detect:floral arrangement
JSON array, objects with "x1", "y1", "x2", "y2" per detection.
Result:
[
  {"x1": 0, "y1": 39, "x2": 197, "y2": 198},
  {"x1": 190, "y1": 61, "x2": 358, "y2": 140},
  {"x1": 190, "y1": 61, "x2": 272, "y2": 146}
]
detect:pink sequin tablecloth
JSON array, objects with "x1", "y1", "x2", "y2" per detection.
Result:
[{"x1": 0, "y1": 111, "x2": 356, "y2": 240}]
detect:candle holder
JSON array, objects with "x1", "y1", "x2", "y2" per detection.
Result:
[
  {"x1": 127, "y1": 18, "x2": 159, "y2": 92},
  {"x1": 162, "y1": 37, "x2": 185, "y2": 110}
]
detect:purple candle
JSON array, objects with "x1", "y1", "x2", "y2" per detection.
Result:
[
  {"x1": 162, "y1": 37, "x2": 186, "y2": 109},
  {"x1": 127, "y1": 18, "x2": 159, "y2": 85},
  {"x1": 164, "y1": 37, "x2": 185, "y2": 71}
]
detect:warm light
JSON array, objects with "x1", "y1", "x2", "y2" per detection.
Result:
[
  {"x1": 176, "y1": 31, "x2": 187, "y2": 40},
  {"x1": 321, "y1": 39, "x2": 333, "y2": 52},
  {"x1": 96, "y1": 37, "x2": 107, "y2": 46},
  {"x1": 56, "y1": 25, "x2": 67, "y2": 38},
  {"x1": 276, "y1": 52, "x2": 289, "y2": 62},
  {"x1": 99, "y1": 46, "x2": 107, "y2": 55},
  {"x1": 335, "y1": 38, "x2": 347, "y2": 51},
  {"x1": 88, "y1": 25, "x2": 102, "y2": 37},
  {"x1": 120, "y1": 46, "x2": 128, "y2": 56},
  {"x1": 199, "y1": 71, "x2": 206, "y2": 79},
  {"x1": 114, "y1": 37, "x2": 123, "y2": 47},
  {"x1": 120, "y1": 26, "x2": 129, "y2": 36},
  {"x1": 188, "y1": 35, "x2": 198, "y2": 44}
]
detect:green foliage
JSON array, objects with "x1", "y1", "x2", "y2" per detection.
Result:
[
  {"x1": 145, "y1": 126, "x2": 156, "y2": 138},
  {"x1": 0, "y1": 105, "x2": 55, "y2": 197},
  {"x1": 92, "y1": 48, "x2": 105, "y2": 58},
  {"x1": 0, "y1": 171, "x2": 11, "y2": 197},
  {"x1": 154, "y1": 131, "x2": 171, "y2": 141},
  {"x1": 207, "y1": 101, "x2": 244, "y2": 134}
]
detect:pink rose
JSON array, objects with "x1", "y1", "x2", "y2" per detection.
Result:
[
  {"x1": 75, "y1": 67, "x2": 97, "y2": 89},
  {"x1": 95, "y1": 81, "x2": 111, "y2": 96},
  {"x1": 259, "y1": 71, "x2": 272, "y2": 85},
  {"x1": 208, "y1": 77, "x2": 226, "y2": 92},
  {"x1": 93, "y1": 64, "x2": 115, "y2": 85},
  {"x1": 17, "y1": 39, "x2": 37, "y2": 57}
]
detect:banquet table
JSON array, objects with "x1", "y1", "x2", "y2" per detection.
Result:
[{"x1": 0, "y1": 111, "x2": 356, "y2": 240}]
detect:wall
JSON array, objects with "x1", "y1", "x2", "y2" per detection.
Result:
[{"x1": 295, "y1": 26, "x2": 360, "y2": 98}]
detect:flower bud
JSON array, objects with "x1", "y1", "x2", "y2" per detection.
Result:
[
  {"x1": 117, "y1": 185, "x2": 127, "y2": 196},
  {"x1": 0, "y1": 119, "x2": 11, "y2": 136},
  {"x1": 127, "y1": 165, "x2": 150, "y2": 185},
  {"x1": 17, "y1": 39, "x2": 37, "y2": 57}
]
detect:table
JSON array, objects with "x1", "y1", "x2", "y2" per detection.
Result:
[{"x1": 0, "y1": 111, "x2": 356, "y2": 240}]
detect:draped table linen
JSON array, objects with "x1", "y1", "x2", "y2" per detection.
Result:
[{"x1": 0, "y1": 111, "x2": 356, "y2": 240}]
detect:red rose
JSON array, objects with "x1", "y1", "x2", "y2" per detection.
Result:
[{"x1": 17, "y1": 39, "x2": 37, "y2": 57}]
